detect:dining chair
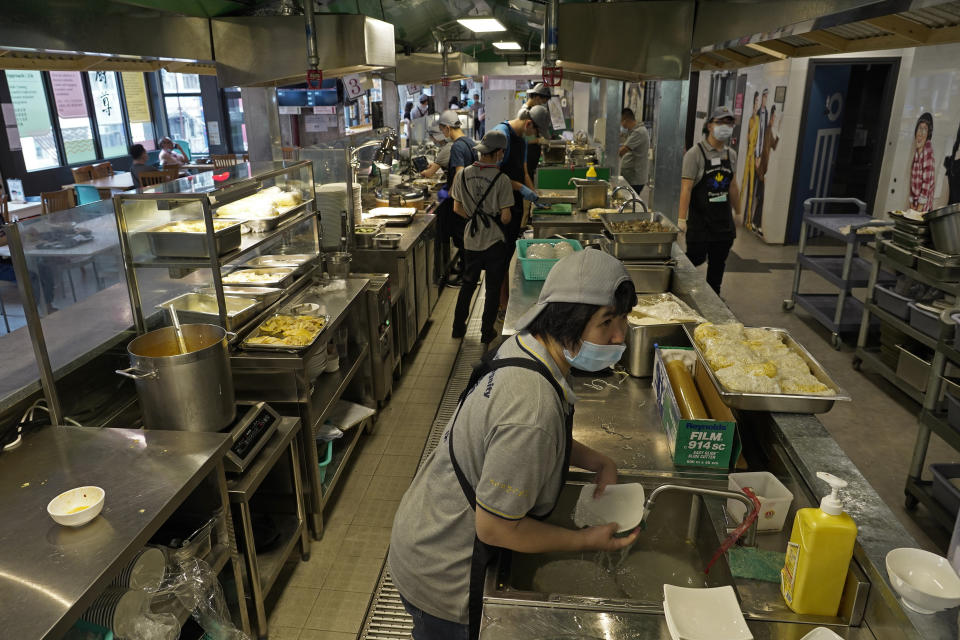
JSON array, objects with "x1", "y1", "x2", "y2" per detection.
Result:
[
  {"x1": 41, "y1": 188, "x2": 76, "y2": 215},
  {"x1": 139, "y1": 171, "x2": 173, "y2": 187},
  {"x1": 74, "y1": 184, "x2": 102, "y2": 205},
  {"x1": 212, "y1": 154, "x2": 240, "y2": 169},
  {"x1": 146, "y1": 149, "x2": 162, "y2": 168},
  {"x1": 71, "y1": 165, "x2": 94, "y2": 183},
  {"x1": 174, "y1": 139, "x2": 193, "y2": 162},
  {"x1": 92, "y1": 162, "x2": 114, "y2": 178}
]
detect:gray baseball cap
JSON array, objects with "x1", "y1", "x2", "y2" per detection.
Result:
[
  {"x1": 710, "y1": 105, "x2": 735, "y2": 121},
  {"x1": 438, "y1": 109, "x2": 461, "y2": 127},
  {"x1": 525, "y1": 104, "x2": 552, "y2": 136},
  {"x1": 514, "y1": 249, "x2": 631, "y2": 332},
  {"x1": 475, "y1": 130, "x2": 507, "y2": 155},
  {"x1": 529, "y1": 83, "x2": 552, "y2": 98}
]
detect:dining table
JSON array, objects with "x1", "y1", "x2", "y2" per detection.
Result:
[{"x1": 62, "y1": 171, "x2": 135, "y2": 194}]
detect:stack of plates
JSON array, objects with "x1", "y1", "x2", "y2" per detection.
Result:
[
  {"x1": 82, "y1": 588, "x2": 149, "y2": 638},
  {"x1": 316, "y1": 182, "x2": 362, "y2": 250}
]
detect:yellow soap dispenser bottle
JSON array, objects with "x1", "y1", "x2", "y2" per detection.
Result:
[
  {"x1": 585, "y1": 163, "x2": 598, "y2": 180},
  {"x1": 781, "y1": 472, "x2": 858, "y2": 616}
]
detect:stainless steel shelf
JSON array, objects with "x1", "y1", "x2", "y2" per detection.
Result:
[
  {"x1": 152, "y1": 543, "x2": 232, "y2": 625},
  {"x1": 854, "y1": 346, "x2": 924, "y2": 404},
  {"x1": 866, "y1": 302, "x2": 937, "y2": 349},
  {"x1": 311, "y1": 343, "x2": 371, "y2": 433},
  {"x1": 255, "y1": 514, "x2": 303, "y2": 594},
  {"x1": 878, "y1": 253, "x2": 960, "y2": 297},
  {"x1": 320, "y1": 423, "x2": 365, "y2": 509},
  {"x1": 130, "y1": 201, "x2": 316, "y2": 269},
  {"x1": 905, "y1": 476, "x2": 956, "y2": 531}
]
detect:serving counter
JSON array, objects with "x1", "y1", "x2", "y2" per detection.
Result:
[
  {"x1": 495, "y1": 243, "x2": 952, "y2": 639},
  {"x1": 0, "y1": 426, "x2": 246, "y2": 639}
]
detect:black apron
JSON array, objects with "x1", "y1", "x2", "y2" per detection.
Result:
[
  {"x1": 687, "y1": 142, "x2": 736, "y2": 243},
  {"x1": 495, "y1": 122, "x2": 528, "y2": 243},
  {"x1": 439, "y1": 138, "x2": 478, "y2": 246},
  {"x1": 447, "y1": 340, "x2": 573, "y2": 640},
  {"x1": 466, "y1": 168, "x2": 511, "y2": 242}
]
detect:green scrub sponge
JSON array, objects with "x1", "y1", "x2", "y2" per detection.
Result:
[{"x1": 727, "y1": 546, "x2": 786, "y2": 583}]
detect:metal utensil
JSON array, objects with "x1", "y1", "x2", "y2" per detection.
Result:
[{"x1": 166, "y1": 304, "x2": 189, "y2": 354}]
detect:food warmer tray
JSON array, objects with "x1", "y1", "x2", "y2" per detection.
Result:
[
  {"x1": 143, "y1": 220, "x2": 243, "y2": 259},
  {"x1": 882, "y1": 240, "x2": 917, "y2": 268},
  {"x1": 241, "y1": 253, "x2": 318, "y2": 274},
  {"x1": 159, "y1": 292, "x2": 260, "y2": 331},
  {"x1": 198, "y1": 285, "x2": 283, "y2": 307},
  {"x1": 240, "y1": 312, "x2": 330, "y2": 353},
  {"x1": 599, "y1": 211, "x2": 679, "y2": 245},
  {"x1": 682, "y1": 325, "x2": 851, "y2": 414},
  {"x1": 917, "y1": 246, "x2": 960, "y2": 281},
  {"x1": 602, "y1": 233, "x2": 672, "y2": 260},
  {"x1": 215, "y1": 202, "x2": 305, "y2": 233},
  {"x1": 222, "y1": 266, "x2": 297, "y2": 289}
]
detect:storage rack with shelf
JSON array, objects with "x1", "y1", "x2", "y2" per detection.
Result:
[
  {"x1": 783, "y1": 198, "x2": 891, "y2": 350},
  {"x1": 113, "y1": 161, "x2": 320, "y2": 337}
]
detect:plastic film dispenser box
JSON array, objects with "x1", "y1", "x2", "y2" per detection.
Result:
[{"x1": 653, "y1": 346, "x2": 741, "y2": 469}]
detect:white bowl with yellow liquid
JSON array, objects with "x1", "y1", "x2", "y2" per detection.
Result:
[{"x1": 47, "y1": 486, "x2": 105, "y2": 527}]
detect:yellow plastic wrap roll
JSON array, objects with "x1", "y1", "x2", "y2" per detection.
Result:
[{"x1": 665, "y1": 359, "x2": 709, "y2": 420}]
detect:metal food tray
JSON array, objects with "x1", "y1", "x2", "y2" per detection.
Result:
[
  {"x1": 242, "y1": 253, "x2": 318, "y2": 274},
  {"x1": 199, "y1": 285, "x2": 283, "y2": 307},
  {"x1": 216, "y1": 202, "x2": 303, "y2": 233},
  {"x1": 882, "y1": 240, "x2": 917, "y2": 268},
  {"x1": 683, "y1": 325, "x2": 851, "y2": 414},
  {"x1": 603, "y1": 234, "x2": 672, "y2": 260},
  {"x1": 222, "y1": 266, "x2": 297, "y2": 289},
  {"x1": 144, "y1": 220, "x2": 243, "y2": 258},
  {"x1": 599, "y1": 211, "x2": 679, "y2": 244},
  {"x1": 158, "y1": 292, "x2": 260, "y2": 331},
  {"x1": 918, "y1": 255, "x2": 960, "y2": 282},
  {"x1": 241, "y1": 312, "x2": 330, "y2": 353},
  {"x1": 918, "y1": 246, "x2": 960, "y2": 267}
]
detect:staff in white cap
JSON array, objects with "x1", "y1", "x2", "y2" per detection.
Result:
[{"x1": 389, "y1": 249, "x2": 638, "y2": 640}]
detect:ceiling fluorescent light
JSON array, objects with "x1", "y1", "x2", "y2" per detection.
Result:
[
  {"x1": 493, "y1": 41, "x2": 522, "y2": 50},
  {"x1": 457, "y1": 17, "x2": 507, "y2": 33}
]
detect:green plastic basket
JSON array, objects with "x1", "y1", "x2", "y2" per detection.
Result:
[
  {"x1": 317, "y1": 439, "x2": 334, "y2": 483},
  {"x1": 516, "y1": 238, "x2": 583, "y2": 280}
]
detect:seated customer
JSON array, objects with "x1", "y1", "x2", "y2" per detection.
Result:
[
  {"x1": 129, "y1": 144, "x2": 150, "y2": 189},
  {"x1": 158, "y1": 137, "x2": 187, "y2": 168}
]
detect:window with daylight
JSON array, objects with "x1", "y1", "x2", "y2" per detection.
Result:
[
  {"x1": 224, "y1": 89, "x2": 246, "y2": 153},
  {"x1": 49, "y1": 71, "x2": 96, "y2": 164},
  {"x1": 5, "y1": 70, "x2": 59, "y2": 171},
  {"x1": 161, "y1": 70, "x2": 208, "y2": 154},
  {"x1": 88, "y1": 71, "x2": 128, "y2": 158}
]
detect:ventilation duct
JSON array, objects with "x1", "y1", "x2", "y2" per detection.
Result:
[
  {"x1": 211, "y1": 14, "x2": 395, "y2": 87},
  {"x1": 388, "y1": 52, "x2": 478, "y2": 85}
]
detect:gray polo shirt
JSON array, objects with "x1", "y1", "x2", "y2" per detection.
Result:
[
  {"x1": 388, "y1": 332, "x2": 575, "y2": 624},
  {"x1": 620, "y1": 124, "x2": 650, "y2": 187},
  {"x1": 681, "y1": 139, "x2": 737, "y2": 184},
  {"x1": 450, "y1": 164, "x2": 515, "y2": 252}
]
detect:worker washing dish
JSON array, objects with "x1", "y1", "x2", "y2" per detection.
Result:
[{"x1": 389, "y1": 249, "x2": 639, "y2": 640}]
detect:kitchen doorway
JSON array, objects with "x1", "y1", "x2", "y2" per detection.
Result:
[{"x1": 785, "y1": 58, "x2": 900, "y2": 243}]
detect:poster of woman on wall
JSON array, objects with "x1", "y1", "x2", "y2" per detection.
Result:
[
  {"x1": 944, "y1": 119, "x2": 960, "y2": 206},
  {"x1": 753, "y1": 104, "x2": 780, "y2": 233},
  {"x1": 741, "y1": 91, "x2": 760, "y2": 229},
  {"x1": 908, "y1": 112, "x2": 937, "y2": 212},
  {"x1": 624, "y1": 83, "x2": 643, "y2": 121}
]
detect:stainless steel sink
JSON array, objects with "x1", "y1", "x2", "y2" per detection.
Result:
[{"x1": 485, "y1": 477, "x2": 871, "y2": 629}]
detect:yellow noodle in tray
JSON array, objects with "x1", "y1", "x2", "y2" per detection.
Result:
[
  {"x1": 692, "y1": 322, "x2": 835, "y2": 396},
  {"x1": 246, "y1": 314, "x2": 327, "y2": 348}
]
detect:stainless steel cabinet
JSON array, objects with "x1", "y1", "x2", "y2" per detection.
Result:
[{"x1": 414, "y1": 238, "x2": 428, "y2": 334}]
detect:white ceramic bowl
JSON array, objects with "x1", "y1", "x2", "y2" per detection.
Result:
[
  {"x1": 886, "y1": 547, "x2": 960, "y2": 614},
  {"x1": 47, "y1": 486, "x2": 105, "y2": 527}
]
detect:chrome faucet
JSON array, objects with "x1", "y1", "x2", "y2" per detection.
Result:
[
  {"x1": 617, "y1": 197, "x2": 648, "y2": 214},
  {"x1": 640, "y1": 484, "x2": 758, "y2": 547},
  {"x1": 611, "y1": 186, "x2": 633, "y2": 202}
]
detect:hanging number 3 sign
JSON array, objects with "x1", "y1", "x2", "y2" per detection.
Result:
[{"x1": 343, "y1": 74, "x2": 365, "y2": 100}]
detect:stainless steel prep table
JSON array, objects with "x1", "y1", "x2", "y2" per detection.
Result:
[
  {"x1": 352, "y1": 213, "x2": 438, "y2": 361},
  {"x1": 230, "y1": 276, "x2": 373, "y2": 538},
  {"x1": 0, "y1": 426, "x2": 246, "y2": 640},
  {"x1": 495, "y1": 242, "x2": 952, "y2": 639}
]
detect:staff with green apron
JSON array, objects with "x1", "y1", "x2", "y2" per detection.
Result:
[{"x1": 389, "y1": 250, "x2": 639, "y2": 640}]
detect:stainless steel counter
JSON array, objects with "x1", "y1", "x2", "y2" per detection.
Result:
[
  {"x1": 0, "y1": 426, "x2": 231, "y2": 640},
  {"x1": 495, "y1": 242, "x2": 949, "y2": 639},
  {"x1": 354, "y1": 212, "x2": 437, "y2": 257}
]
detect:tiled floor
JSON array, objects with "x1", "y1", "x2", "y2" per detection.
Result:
[{"x1": 266, "y1": 285, "x2": 464, "y2": 639}]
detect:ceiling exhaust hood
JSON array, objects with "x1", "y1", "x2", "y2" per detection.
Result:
[
  {"x1": 388, "y1": 52, "x2": 478, "y2": 85},
  {"x1": 557, "y1": 0, "x2": 694, "y2": 82},
  {"x1": 211, "y1": 14, "x2": 395, "y2": 87}
]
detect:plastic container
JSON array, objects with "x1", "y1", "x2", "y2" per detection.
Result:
[
  {"x1": 781, "y1": 472, "x2": 857, "y2": 616},
  {"x1": 516, "y1": 238, "x2": 583, "y2": 280},
  {"x1": 874, "y1": 284, "x2": 912, "y2": 321},
  {"x1": 317, "y1": 440, "x2": 334, "y2": 483},
  {"x1": 931, "y1": 463, "x2": 960, "y2": 517},
  {"x1": 727, "y1": 472, "x2": 794, "y2": 532},
  {"x1": 908, "y1": 302, "x2": 941, "y2": 339}
]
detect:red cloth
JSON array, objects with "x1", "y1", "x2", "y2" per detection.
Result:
[{"x1": 910, "y1": 141, "x2": 936, "y2": 212}]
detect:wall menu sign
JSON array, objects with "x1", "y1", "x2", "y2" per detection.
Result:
[
  {"x1": 6, "y1": 70, "x2": 50, "y2": 137},
  {"x1": 121, "y1": 71, "x2": 151, "y2": 122},
  {"x1": 49, "y1": 71, "x2": 88, "y2": 119}
]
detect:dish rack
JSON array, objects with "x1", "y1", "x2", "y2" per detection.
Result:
[{"x1": 516, "y1": 238, "x2": 583, "y2": 280}]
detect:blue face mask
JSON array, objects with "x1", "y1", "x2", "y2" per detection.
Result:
[{"x1": 564, "y1": 340, "x2": 626, "y2": 372}]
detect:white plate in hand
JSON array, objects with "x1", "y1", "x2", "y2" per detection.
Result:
[
  {"x1": 663, "y1": 584, "x2": 752, "y2": 640},
  {"x1": 573, "y1": 483, "x2": 645, "y2": 533}
]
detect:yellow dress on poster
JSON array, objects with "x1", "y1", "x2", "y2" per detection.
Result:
[{"x1": 742, "y1": 109, "x2": 759, "y2": 230}]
